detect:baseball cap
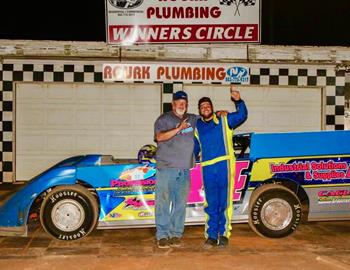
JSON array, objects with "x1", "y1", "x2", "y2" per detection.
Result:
[{"x1": 173, "y1": 91, "x2": 188, "y2": 101}]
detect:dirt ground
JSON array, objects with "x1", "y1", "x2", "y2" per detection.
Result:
[
  {"x1": 0, "y1": 184, "x2": 349, "y2": 270},
  {"x1": 0, "y1": 221, "x2": 349, "y2": 270}
]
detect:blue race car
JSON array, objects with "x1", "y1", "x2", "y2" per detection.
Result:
[{"x1": 0, "y1": 131, "x2": 349, "y2": 240}]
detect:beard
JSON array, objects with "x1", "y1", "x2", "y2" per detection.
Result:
[
  {"x1": 200, "y1": 111, "x2": 214, "y2": 120},
  {"x1": 175, "y1": 108, "x2": 186, "y2": 116}
]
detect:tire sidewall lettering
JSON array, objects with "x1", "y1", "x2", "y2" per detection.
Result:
[
  {"x1": 49, "y1": 191, "x2": 78, "y2": 204},
  {"x1": 42, "y1": 187, "x2": 94, "y2": 241},
  {"x1": 250, "y1": 188, "x2": 301, "y2": 238},
  {"x1": 58, "y1": 228, "x2": 87, "y2": 240}
]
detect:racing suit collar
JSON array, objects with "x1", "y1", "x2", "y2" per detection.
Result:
[{"x1": 201, "y1": 114, "x2": 219, "y2": 125}]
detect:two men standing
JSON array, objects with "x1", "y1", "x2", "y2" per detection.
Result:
[{"x1": 154, "y1": 86, "x2": 248, "y2": 249}]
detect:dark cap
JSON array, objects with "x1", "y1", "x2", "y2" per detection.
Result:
[
  {"x1": 173, "y1": 91, "x2": 188, "y2": 101},
  {"x1": 198, "y1": 97, "x2": 213, "y2": 109}
]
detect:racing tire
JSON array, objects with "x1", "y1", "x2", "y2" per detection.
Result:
[
  {"x1": 248, "y1": 184, "x2": 302, "y2": 238},
  {"x1": 40, "y1": 185, "x2": 98, "y2": 241}
]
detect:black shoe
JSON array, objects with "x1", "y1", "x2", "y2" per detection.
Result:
[
  {"x1": 218, "y1": 236, "x2": 229, "y2": 247},
  {"x1": 169, "y1": 237, "x2": 181, "y2": 247},
  {"x1": 157, "y1": 238, "x2": 170, "y2": 249},
  {"x1": 203, "y1": 238, "x2": 218, "y2": 249}
]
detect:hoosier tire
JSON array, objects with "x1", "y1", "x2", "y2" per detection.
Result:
[
  {"x1": 40, "y1": 185, "x2": 98, "y2": 241},
  {"x1": 248, "y1": 184, "x2": 302, "y2": 238}
]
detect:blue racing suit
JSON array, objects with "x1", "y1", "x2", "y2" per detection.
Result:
[{"x1": 194, "y1": 100, "x2": 248, "y2": 240}]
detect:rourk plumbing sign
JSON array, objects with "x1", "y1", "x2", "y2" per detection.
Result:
[{"x1": 103, "y1": 63, "x2": 250, "y2": 83}]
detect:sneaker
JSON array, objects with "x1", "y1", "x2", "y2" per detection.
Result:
[
  {"x1": 218, "y1": 236, "x2": 229, "y2": 247},
  {"x1": 203, "y1": 238, "x2": 218, "y2": 249},
  {"x1": 157, "y1": 238, "x2": 170, "y2": 249},
  {"x1": 169, "y1": 237, "x2": 181, "y2": 247}
]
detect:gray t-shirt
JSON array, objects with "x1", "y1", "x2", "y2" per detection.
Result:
[{"x1": 154, "y1": 111, "x2": 198, "y2": 169}]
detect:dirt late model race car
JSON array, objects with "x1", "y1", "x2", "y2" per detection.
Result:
[{"x1": 0, "y1": 131, "x2": 349, "y2": 241}]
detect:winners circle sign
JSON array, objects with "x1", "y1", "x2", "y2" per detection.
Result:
[{"x1": 105, "y1": 0, "x2": 260, "y2": 44}]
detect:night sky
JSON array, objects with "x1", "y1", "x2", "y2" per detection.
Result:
[{"x1": 0, "y1": 0, "x2": 349, "y2": 46}]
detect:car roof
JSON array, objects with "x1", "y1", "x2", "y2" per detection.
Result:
[{"x1": 250, "y1": 130, "x2": 350, "y2": 160}]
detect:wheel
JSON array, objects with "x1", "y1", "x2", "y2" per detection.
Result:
[
  {"x1": 248, "y1": 184, "x2": 302, "y2": 238},
  {"x1": 40, "y1": 185, "x2": 98, "y2": 241}
]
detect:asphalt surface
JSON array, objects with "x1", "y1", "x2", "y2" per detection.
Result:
[{"x1": 0, "y1": 183, "x2": 349, "y2": 270}]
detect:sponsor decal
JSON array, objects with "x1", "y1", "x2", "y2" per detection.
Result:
[
  {"x1": 108, "y1": 0, "x2": 143, "y2": 9},
  {"x1": 109, "y1": 167, "x2": 156, "y2": 196},
  {"x1": 225, "y1": 66, "x2": 249, "y2": 83},
  {"x1": 111, "y1": 179, "x2": 156, "y2": 187},
  {"x1": 118, "y1": 165, "x2": 156, "y2": 181},
  {"x1": 138, "y1": 212, "x2": 153, "y2": 217},
  {"x1": 109, "y1": 212, "x2": 122, "y2": 218},
  {"x1": 318, "y1": 189, "x2": 350, "y2": 204},
  {"x1": 103, "y1": 63, "x2": 250, "y2": 84},
  {"x1": 270, "y1": 160, "x2": 350, "y2": 182},
  {"x1": 110, "y1": 179, "x2": 156, "y2": 196},
  {"x1": 124, "y1": 197, "x2": 155, "y2": 210}
]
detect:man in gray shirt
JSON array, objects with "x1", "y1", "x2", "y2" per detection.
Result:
[{"x1": 154, "y1": 91, "x2": 197, "y2": 248}]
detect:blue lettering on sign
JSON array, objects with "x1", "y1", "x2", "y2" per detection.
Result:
[{"x1": 225, "y1": 67, "x2": 249, "y2": 83}]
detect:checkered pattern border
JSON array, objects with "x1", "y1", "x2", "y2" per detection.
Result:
[
  {"x1": 0, "y1": 62, "x2": 103, "y2": 183},
  {"x1": 0, "y1": 62, "x2": 345, "y2": 183},
  {"x1": 220, "y1": 0, "x2": 256, "y2": 6}
]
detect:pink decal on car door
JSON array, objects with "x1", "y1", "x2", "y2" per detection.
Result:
[{"x1": 188, "y1": 160, "x2": 250, "y2": 203}]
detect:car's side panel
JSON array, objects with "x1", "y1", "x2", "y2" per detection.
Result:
[
  {"x1": 75, "y1": 164, "x2": 153, "y2": 187},
  {"x1": 0, "y1": 167, "x2": 77, "y2": 236},
  {"x1": 249, "y1": 155, "x2": 350, "y2": 220},
  {"x1": 91, "y1": 160, "x2": 252, "y2": 229}
]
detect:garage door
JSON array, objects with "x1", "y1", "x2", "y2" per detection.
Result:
[
  {"x1": 185, "y1": 85, "x2": 322, "y2": 133},
  {"x1": 16, "y1": 83, "x2": 161, "y2": 181}
]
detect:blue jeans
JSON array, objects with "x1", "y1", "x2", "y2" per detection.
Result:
[{"x1": 155, "y1": 168, "x2": 190, "y2": 240}]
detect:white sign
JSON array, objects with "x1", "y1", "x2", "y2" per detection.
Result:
[
  {"x1": 103, "y1": 63, "x2": 250, "y2": 84},
  {"x1": 105, "y1": 0, "x2": 260, "y2": 44}
]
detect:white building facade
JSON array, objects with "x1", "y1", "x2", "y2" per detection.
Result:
[{"x1": 0, "y1": 40, "x2": 349, "y2": 183}]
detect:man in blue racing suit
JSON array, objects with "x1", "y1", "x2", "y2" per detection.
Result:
[{"x1": 194, "y1": 85, "x2": 248, "y2": 248}]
